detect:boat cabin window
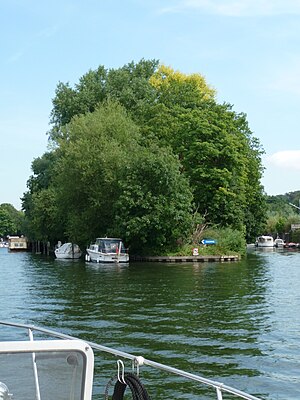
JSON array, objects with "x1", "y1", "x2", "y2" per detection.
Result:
[
  {"x1": 0, "y1": 340, "x2": 93, "y2": 400},
  {"x1": 95, "y1": 239, "x2": 125, "y2": 253}
]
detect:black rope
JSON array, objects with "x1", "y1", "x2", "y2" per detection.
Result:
[
  {"x1": 104, "y1": 375, "x2": 117, "y2": 400},
  {"x1": 108, "y1": 372, "x2": 151, "y2": 400}
]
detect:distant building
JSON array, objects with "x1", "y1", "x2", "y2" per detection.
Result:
[{"x1": 8, "y1": 236, "x2": 28, "y2": 251}]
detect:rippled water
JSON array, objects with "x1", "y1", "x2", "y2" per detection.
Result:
[{"x1": 0, "y1": 247, "x2": 299, "y2": 399}]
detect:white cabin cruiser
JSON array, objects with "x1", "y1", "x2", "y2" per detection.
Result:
[
  {"x1": 0, "y1": 321, "x2": 262, "y2": 400},
  {"x1": 55, "y1": 243, "x2": 82, "y2": 259},
  {"x1": 86, "y1": 238, "x2": 129, "y2": 263},
  {"x1": 255, "y1": 236, "x2": 274, "y2": 248},
  {"x1": 274, "y1": 237, "x2": 285, "y2": 248}
]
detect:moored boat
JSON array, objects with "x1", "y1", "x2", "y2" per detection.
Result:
[
  {"x1": 54, "y1": 242, "x2": 82, "y2": 259},
  {"x1": 86, "y1": 237, "x2": 129, "y2": 263},
  {"x1": 7, "y1": 236, "x2": 28, "y2": 251},
  {"x1": 255, "y1": 235, "x2": 274, "y2": 248},
  {"x1": 0, "y1": 320, "x2": 262, "y2": 400},
  {"x1": 274, "y1": 237, "x2": 285, "y2": 248},
  {"x1": 285, "y1": 242, "x2": 299, "y2": 248}
]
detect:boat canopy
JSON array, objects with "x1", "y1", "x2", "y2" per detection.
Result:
[
  {"x1": 57, "y1": 243, "x2": 81, "y2": 253},
  {"x1": 94, "y1": 238, "x2": 126, "y2": 254}
]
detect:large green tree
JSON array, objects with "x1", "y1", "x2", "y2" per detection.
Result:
[
  {"x1": 49, "y1": 59, "x2": 159, "y2": 142},
  {"x1": 0, "y1": 208, "x2": 16, "y2": 237},
  {"x1": 0, "y1": 203, "x2": 24, "y2": 236},
  {"x1": 142, "y1": 68, "x2": 266, "y2": 239},
  {"x1": 51, "y1": 101, "x2": 193, "y2": 253},
  {"x1": 23, "y1": 59, "x2": 266, "y2": 250},
  {"x1": 22, "y1": 151, "x2": 63, "y2": 242}
]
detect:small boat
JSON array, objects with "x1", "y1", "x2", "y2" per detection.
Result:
[
  {"x1": 7, "y1": 236, "x2": 28, "y2": 251},
  {"x1": 255, "y1": 235, "x2": 274, "y2": 248},
  {"x1": 86, "y1": 237, "x2": 129, "y2": 263},
  {"x1": 55, "y1": 242, "x2": 82, "y2": 259},
  {"x1": 0, "y1": 320, "x2": 262, "y2": 400},
  {"x1": 274, "y1": 237, "x2": 285, "y2": 248},
  {"x1": 285, "y1": 242, "x2": 298, "y2": 248}
]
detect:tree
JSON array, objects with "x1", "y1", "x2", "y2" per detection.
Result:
[
  {"x1": 141, "y1": 93, "x2": 266, "y2": 236},
  {"x1": 50, "y1": 66, "x2": 107, "y2": 139},
  {"x1": 22, "y1": 151, "x2": 63, "y2": 241},
  {"x1": 112, "y1": 144, "x2": 193, "y2": 254},
  {"x1": 24, "y1": 59, "x2": 266, "y2": 250},
  {"x1": 265, "y1": 192, "x2": 300, "y2": 238},
  {"x1": 25, "y1": 188, "x2": 63, "y2": 242},
  {"x1": 0, "y1": 203, "x2": 24, "y2": 236},
  {"x1": 149, "y1": 64, "x2": 216, "y2": 105},
  {"x1": 52, "y1": 101, "x2": 193, "y2": 253},
  {"x1": 49, "y1": 60, "x2": 159, "y2": 142},
  {"x1": 0, "y1": 208, "x2": 16, "y2": 237}
]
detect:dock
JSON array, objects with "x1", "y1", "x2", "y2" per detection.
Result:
[{"x1": 131, "y1": 255, "x2": 240, "y2": 263}]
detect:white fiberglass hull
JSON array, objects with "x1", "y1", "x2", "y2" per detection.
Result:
[
  {"x1": 86, "y1": 249, "x2": 129, "y2": 263},
  {"x1": 256, "y1": 236, "x2": 274, "y2": 248},
  {"x1": 55, "y1": 251, "x2": 82, "y2": 259},
  {"x1": 55, "y1": 243, "x2": 82, "y2": 259}
]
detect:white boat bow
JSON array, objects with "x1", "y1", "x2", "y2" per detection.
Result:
[{"x1": 0, "y1": 321, "x2": 262, "y2": 400}]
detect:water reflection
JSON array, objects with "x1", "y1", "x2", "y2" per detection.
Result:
[{"x1": 1, "y1": 248, "x2": 300, "y2": 399}]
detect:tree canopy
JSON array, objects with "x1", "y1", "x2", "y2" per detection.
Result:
[
  {"x1": 0, "y1": 203, "x2": 24, "y2": 237},
  {"x1": 22, "y1": 59, "x2": 267, "y2": 253}
]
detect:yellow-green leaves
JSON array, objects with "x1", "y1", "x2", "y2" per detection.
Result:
[{"x1": 149, "y1": 64, "x2": 216, "y2": 101}]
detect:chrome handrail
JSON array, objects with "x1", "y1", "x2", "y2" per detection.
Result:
[{"x1": 0, "y1": 321, "x2": 262, "y2": 400}]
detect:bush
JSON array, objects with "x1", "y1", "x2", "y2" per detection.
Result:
[
  {"x1": 202, "y1": 227, "x2": 247, "y2": 255},
  {"x1": 171, "y1": 227, "x2": 247, "y2": 256}
]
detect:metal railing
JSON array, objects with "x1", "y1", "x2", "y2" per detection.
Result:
[{"x1": 0, "y1": 321, "x2": 262, "y2": 400}]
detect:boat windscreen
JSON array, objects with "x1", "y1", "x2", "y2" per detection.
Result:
[
  {"x1": 96, "y1": 239, "x2": 125, "y2": 253},
  {"x1": 0, "y1": 350, "x2": 86, "y2": 400}
]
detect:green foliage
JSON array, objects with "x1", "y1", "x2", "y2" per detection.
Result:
[
  {"x1": 53, "y1": 101, "x2": 141, "y2": 244},
  {"x1": 141, "y1": 95, "x2": 266, "y2": 238},
  {"x1": 172, "y1": 227, "x2": 246, "y2": 256},
  {"x1": 290, "y1": 229, "x2": 300, "y2": 242},
  {"x1": 0, "y1": 203, "x2": 24, "y2": 236},
  {"x1": 275, "y1": 217, "x2": 285, "y2": 233},
  {"x1": 149, "y1": 64, "x2": 216, "y2": 105},
  {"x1": 26, "y1": 188, "x2": 63, "y2": 242},
  {"x1": 21, "y1": 151, "x2": 63, "y2": 241},
  {"x1": 201, "y1": 227, "x2": 247, "y2": 255},
  {"x1": 51, "y1": 101, "x2": 193, "y2": 253},
  {"x1": 112, "y1": 145, "x2": 193, "y2": 255},
  {"x1": 265, "y1": 191, "x2": 300, "y2": 236},
  {"x1": 0, "y1": 208, "x2": 16, "y2": 237},
  {"x1": 23, "y1": 59, "x2": 267, "y2": 255},
  {"x1": 49, "y1": 60, "x2": 159, "y2": 141},
  {"x1": 50, "y1": 66, "x2": 107, "y2": 138}
]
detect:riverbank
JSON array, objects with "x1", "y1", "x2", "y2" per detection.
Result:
[{"x1": 131, "y1": 254, "x2": 240, "y2": 262}]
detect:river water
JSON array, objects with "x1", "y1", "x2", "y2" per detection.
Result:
[{"x1": 0, "y1": 247, "x2": 299, "y2": 399}]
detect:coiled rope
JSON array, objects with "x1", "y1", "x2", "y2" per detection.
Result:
[{"x1": 104, "y1": 372, "x2": 151, "y2": 400}]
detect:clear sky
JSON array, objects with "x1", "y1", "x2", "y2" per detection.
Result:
[{"x1": 1, "y1": 0, "x2": 300, "y2": 210}]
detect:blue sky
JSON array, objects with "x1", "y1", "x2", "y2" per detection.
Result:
[{"x1": 1, "y1": 0, "x2": 300, "y2": 209}]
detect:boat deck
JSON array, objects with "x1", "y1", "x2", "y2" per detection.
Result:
[{"x1": 0, "y1": 321, "x2": 261, "y2": 400}]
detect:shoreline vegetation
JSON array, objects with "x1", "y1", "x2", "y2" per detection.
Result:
[
  {"x1": 1, "y1": 60, "x2": 299, "y2": 258},
  {"x1": 20, "y1": 60, "x2": 265, "y2": 257}
]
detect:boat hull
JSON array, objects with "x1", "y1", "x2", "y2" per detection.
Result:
[
  {"x1": 86, "y1": 249, "x2": 129, "y2": 263},
  {"x1": 274, "y1": 239, "x2": 285, "y2": 248},
  {"x1": 55, "y1": 243, "x2": 82, "y2": 259},
  {"x1": 256, "y1": 236, "x2": 274, "y2": 248},
  {"x1": 86, "y1": 238, "x2": 129, "y2": 263},
  {"x1": 55, "y1": 252, "x2": 82, "y2": 259}
]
